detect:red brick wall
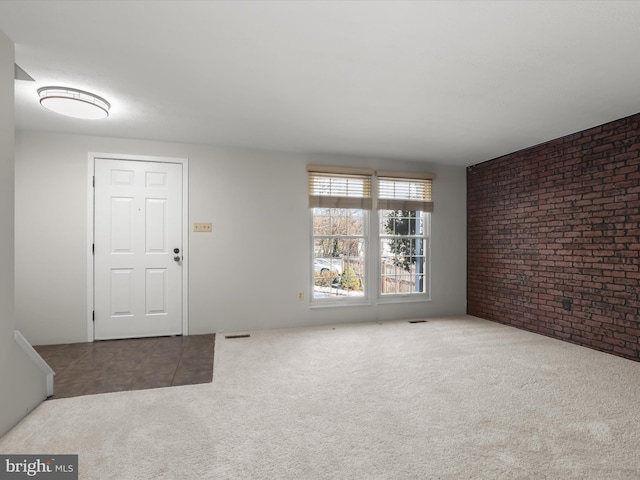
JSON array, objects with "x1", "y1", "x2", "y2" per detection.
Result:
[{"x1": 467, "y1": 113, "x2": 640, "y2": 361}]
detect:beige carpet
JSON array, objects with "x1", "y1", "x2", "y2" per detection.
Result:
[{"x1": 1, "y1": 315, "x2": 639, "y2": 479}]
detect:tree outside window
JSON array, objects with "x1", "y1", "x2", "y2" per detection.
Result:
[
  {"x1": 380, "y1": 210, "x2": 427, "y2": 295},
  {"x1": 312, "y1": 208, "x2": 366, "y2": 298}
]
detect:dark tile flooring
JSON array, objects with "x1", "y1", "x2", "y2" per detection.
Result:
[{"x1": 34, "y1": 334, "x2": 215, "y2": 399}]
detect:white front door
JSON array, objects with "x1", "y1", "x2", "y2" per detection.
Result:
[{"x1": 94, "y1": 158, "x2": 183, "y2": 340}]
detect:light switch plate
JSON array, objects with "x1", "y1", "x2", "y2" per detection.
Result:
[{"x1": 194, "y1": 222, "x2": 212, "y2": 232}]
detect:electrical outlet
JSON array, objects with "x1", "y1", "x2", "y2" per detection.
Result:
[
  {"x1": 193, "y1": 222, "x2": 212, "y2": 232},
  {"x1": 298, "y1": 292, "x2": 304, "y2": 301}
]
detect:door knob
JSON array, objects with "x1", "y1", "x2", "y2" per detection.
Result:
[{"x1": 174, "y1": 255, "x2": 181, "y2": 262}]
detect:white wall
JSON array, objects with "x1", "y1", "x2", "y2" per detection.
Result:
[
  {"x1": 0, "y1": 31, "x2": 47, "y2": 438},
  {"x1": 15, "y1": 132, "x2": 467, "y2": 345}
]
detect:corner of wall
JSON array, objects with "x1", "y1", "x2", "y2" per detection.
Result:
[{"x1": 0, "y1": 29, "x2": 48, "y2": 438}]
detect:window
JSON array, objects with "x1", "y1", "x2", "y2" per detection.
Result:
[
  {"x1": 308, "y1": 166, "x2": 433, "y2": 304},
  {"x1": 379, "y1": 210, "x2": 429, "y2": 295},
  {"x1": 377, "y1": 173, "x2": 433, "y2": 297},
  {"x1": 309, "y1": 167, "x2": 373, "y2": 301},
  {"x1": 313, "y1": 208, "x2": 367, "y2": 299}
]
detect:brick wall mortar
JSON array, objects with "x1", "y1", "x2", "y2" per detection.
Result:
[{"x1": 467, "y1": 113, "x2": 640, "y2": 361}]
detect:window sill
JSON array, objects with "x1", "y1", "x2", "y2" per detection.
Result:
[
  {"x1": 309, "y1": 299, "x2": 372, "y2": 309},
  {"x1": 376, "y1": 295, "x2": 432, "y2": 305},
  {"x1": 309, "y1": 295, "x2": 432, "y2": 308}
]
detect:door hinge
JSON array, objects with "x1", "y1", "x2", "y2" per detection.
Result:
[
  {"x1": 92, "y1": 311, "x2": 95, "y2": 322},
  {"x1": 92, "y1": 243, "x2": 95, "y2": 254},
  {"x1": 93, "y1": 176, "x2": 95, "y2": 187}
]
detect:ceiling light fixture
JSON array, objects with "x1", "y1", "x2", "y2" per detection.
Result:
[{"x1": 37, "y1": 86, "x2": 110, "y2": 119}]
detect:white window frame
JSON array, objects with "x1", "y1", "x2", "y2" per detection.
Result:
[
  {"x1": 376, "y1": 209, "x2": 432, "y2": 304},
  {"x1": 308, "y1": 166, "x2": 434, "y2": 307},
  {"x1": 310, "y1": 207, "x2": 371, "y2": 306}
]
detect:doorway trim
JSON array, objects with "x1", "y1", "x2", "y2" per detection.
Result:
[{"x1": 86, "y1": 153, "x2": 189, "y2": 342}]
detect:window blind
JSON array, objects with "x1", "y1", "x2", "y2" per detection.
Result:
[
  {"x1": 307, "y1": 165, "x2": 374, "y2": 209},
  {"x1": 377, "y1": 171, "x2": 434, "y2": 212}
]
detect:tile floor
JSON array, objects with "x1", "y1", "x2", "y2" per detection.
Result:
[{"x1": 34, "y1": 334, "x2": 215, "y2": 399}]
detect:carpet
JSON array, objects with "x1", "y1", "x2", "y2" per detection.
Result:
[{"x1": 1, "y1": 315, "x2": 639, "y2": 479}]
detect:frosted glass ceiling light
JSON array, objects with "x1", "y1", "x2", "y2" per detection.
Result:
[{"x1": 37, "y1": 86, "x2": 110, "y2": 119}]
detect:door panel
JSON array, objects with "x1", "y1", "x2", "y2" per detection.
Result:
[
  {"x1": 94, "y1": 158, "x2": 183, "y2": 340},
  {"x1": 146, "y1": 268, "x2": 167, "y2": 314},
  {"x1": 111, "y1": 269, "x2": 133, "y2": 316},
  {"x1": 111, "y1": 197, "x2": 134, "y2": 252},
  {"x1": 146, "y1": 198, "x2": 167, "y2": 253}
]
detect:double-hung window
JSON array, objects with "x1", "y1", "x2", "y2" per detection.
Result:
[
  {"x1": 377, "y1": 172, "x2": 433, "y2": 297},
  {"x1": 309, "y1": 166, "x2": 373, "y2": 302},
  {"x1": 309, "y1": 166, "x2": 434, "y2": 304}
]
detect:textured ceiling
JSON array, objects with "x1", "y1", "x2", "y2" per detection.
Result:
[{"x1": 1, "y1": 1, "x2": 640, "y2": 167}]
